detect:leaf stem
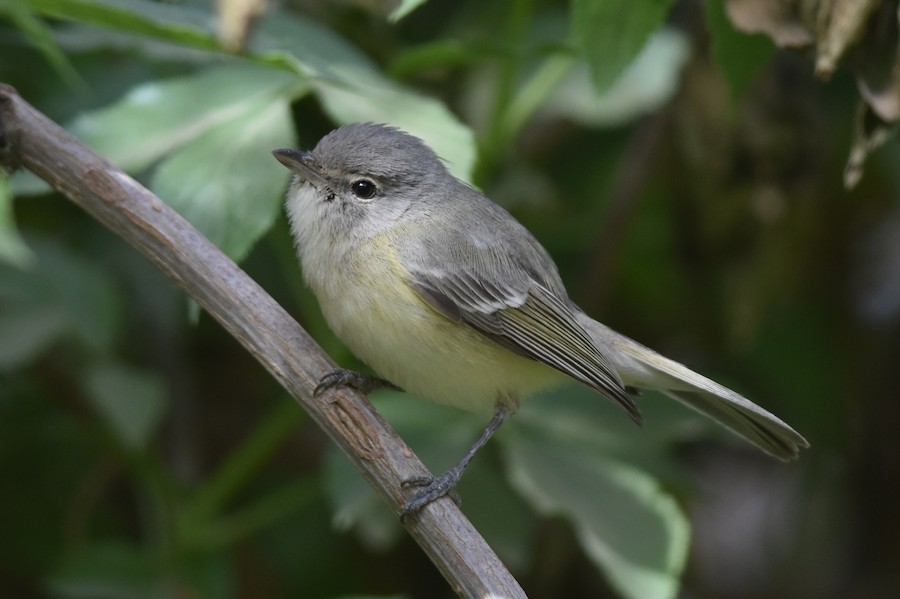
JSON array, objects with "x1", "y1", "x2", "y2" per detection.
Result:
[{"x1": 184, "y1": 399, "x2": 305, "y2": 525}]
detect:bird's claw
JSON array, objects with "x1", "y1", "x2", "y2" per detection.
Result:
[
  {"x1": 399, "y1": 471, "x2": 463, "y2": 522},
  {"x1": 313, "y1": 369, "x2": 401, "y2": 397}
]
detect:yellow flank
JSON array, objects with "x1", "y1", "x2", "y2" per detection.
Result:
[{"x1": 314, "y1": 229, "x2": 565, "y2": 413}]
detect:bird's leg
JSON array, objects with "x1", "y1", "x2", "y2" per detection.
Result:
[
  {"x1": 314, "y1": 368, "x2": 401, "y2": 397},
  {"x1": 400, "y1": 403, "x2": 512, "y2": 520}
]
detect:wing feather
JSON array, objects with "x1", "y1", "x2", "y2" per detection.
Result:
[
  {"x1": 397, "y1": 191, "x2": 640, "y2": 422},
  {"x1": 409, "y1": 270, "x2": 641, "y2": 423}
]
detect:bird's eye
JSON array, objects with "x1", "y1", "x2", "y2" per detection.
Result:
[{"x1": 350, "y1": 179, "x2": 377, "y2": 200}]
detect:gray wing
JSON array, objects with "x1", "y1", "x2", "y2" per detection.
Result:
[{"x1": 400, "y1": 202, "x2": 640, "y2": 423}]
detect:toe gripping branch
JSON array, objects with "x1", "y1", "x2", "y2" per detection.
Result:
[
  {"x1": 312, "y1": 369, "x2": 512, "y2": 522},
  {"x1": 400, "y1": 404, "x2": 512, "y2": 521},
  {"x1": 313, "y1": 369, "x2": 401, "y2": 397}
]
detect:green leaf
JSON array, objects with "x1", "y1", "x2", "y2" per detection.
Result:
[
  {"x1": 7, "y1": 169, "x2": 50, "y2": 197},
  {"x1": 571, "y1": 0, "x2": 677, "y2": 94},
  {"x1": 703, "y1": 0, "x2": 776, "y2": 100},
  {"x1": 27, "y1": 0, "x2": 217, "y2": 49},
  {"x1": 0, "y1": 173, "x2": 35, "y2": 268},
  {"x1": 0, "y1": 305, "x2": 68, "y2": 370},
  {"x1": 389, "y1": 0, "x2": 427, "y2": 22},
  {"x1": 81, "y1": 361, "x2": 168, "y2": 451},
  {"x1": 504, "y1": 421, "x2": 690, "y2": 599},
  {"x1": 46, "y1": 540, "x2": 164, "y2": 599},
  {"x1": 517, "y1": 383, "x2": 709, "y2": 463},
  {"x1": 53, "y1": 64, "x2": 302, "y2": 262},
  {"x1": 0, "y1": 0, "x2": 82, "y2": 85},
  {"x1": 46, "y1": 539, "x2": 234, "y2": 599},
  {"x1": 0, "y1": 237, "x2": 121, "y2": 368},
  {"x1": 542, "y1": 29, "x2": 690, "y2": 127},
  {"x1": 186, "y1": 401, "x2": 304, "y2": 524},
  {"x1": 68, "y1": 64, "x2": 302, "y2": 174},
  {"x1": 326, "y1": 446, "x2": 402, "y2": 550},
  {"x1": 388, "y1": 39, "x2": 486, "y2": 79},
  {"x1": 185, "y1": 479, "x2": 318, "y2": 550},
  {"x1": 502, "y1": 386, "x2": 692, "y2": 599},
  {"x1": 150, "y1": 87, "x2": 295, "y2": 262}
]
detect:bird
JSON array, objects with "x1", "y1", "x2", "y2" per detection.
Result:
[{"x1": 272, "y1": 123, "x2": 809, "y2": 517}]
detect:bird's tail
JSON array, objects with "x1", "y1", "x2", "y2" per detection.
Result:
[{"x1": 578, "y1": 314, "x2": 809, "y2": 460}]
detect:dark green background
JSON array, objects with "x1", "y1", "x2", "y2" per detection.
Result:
[{"x1": 2, "y1": 0, "x2": 898, "y2": 597}]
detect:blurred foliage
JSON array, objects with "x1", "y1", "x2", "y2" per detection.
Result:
[{"x1": 2, "y1": 0, "x2": 900, "y2": 598}]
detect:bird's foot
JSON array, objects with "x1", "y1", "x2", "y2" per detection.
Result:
[
  {"x1": 314, "y1": 369, "x2": 401, "y2": 397},
  {"x1": 400, "y1": 470, "x2": 463, "y2": 521}
]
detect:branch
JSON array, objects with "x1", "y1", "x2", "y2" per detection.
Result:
[{"x1": 0, "y1": 83, "x2": 525, "y2": 599}]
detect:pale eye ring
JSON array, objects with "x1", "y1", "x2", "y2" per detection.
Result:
[{"x1": 350, "y1": 179, "x2": 377, "y2": 200}]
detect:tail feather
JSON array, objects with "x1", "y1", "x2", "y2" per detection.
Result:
[
  {"x1": 663, "y1": 389, "x2": 806, "y2": 460},
  {"x1": 579, "y1": 314, "x2": 809, "y2": 460}
]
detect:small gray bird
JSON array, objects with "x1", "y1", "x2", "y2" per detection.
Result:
[{"x1": 273, "y1": 123, "x2": 808, "y2": 517}]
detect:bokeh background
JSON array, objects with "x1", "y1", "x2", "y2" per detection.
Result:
[{"x1": 2, "y1": 0, "x2": 899, "y2": 598}]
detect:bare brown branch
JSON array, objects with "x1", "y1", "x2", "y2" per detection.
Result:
[{"x1": 0, "y1": 83, "x2": 525, "y2": 599}]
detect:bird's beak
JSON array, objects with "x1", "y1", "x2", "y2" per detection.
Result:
[{"x1": 272, "y1": 148, "x2": 328, "y2": 187}]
